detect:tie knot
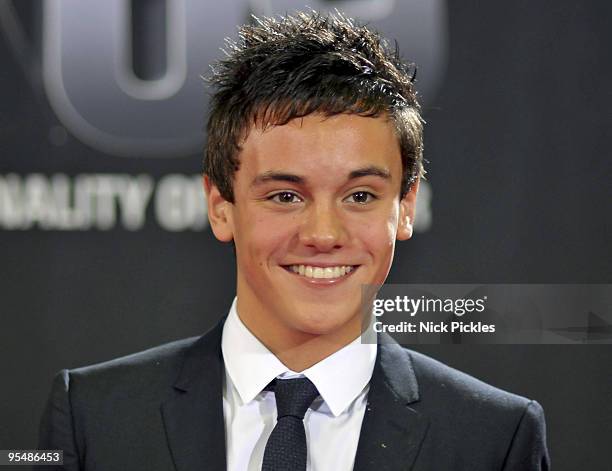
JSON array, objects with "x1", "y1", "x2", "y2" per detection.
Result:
[{"x1": 268, "y1": 377, "x2": 320, "y2": 420}]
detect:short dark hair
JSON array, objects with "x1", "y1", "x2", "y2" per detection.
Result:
[{"x1": 204, "y1": 11, "x2": 424, "y2": 202}]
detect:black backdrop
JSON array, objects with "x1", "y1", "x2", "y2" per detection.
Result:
[{"x1": 1, "y1": 1, "x2": 611, "y2": 470}]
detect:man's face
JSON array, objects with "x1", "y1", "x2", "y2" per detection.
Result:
[{"x1": 206, "y1": 113, "x2": 417, "y2": 346}]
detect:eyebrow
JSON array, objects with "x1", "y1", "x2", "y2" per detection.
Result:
[
  {"x1": 251, "y1": 165, "x2": 391, "y2": 187},
  {"x1": 348, "y1": 166, "x2": 391, "y2": 181},
  {"x1": 251, "y1": 172, "x2": 305, "y2": 186}
]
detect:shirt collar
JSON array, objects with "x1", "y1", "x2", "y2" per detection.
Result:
[{"x1": 221, "y1": 298, "x2": 377, "y2": 417}]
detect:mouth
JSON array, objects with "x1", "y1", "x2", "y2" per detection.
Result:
[{"x1": 282, "y1": 264, "x2": 358, "y2": 281}]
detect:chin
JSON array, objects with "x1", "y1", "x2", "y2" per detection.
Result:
[{"x1": 287, "y1": 305, "x2": 361, "y2": 337}]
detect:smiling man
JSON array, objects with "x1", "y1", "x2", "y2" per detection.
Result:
[
  {"x1": 38, "y1": 11, "x2": 549, "y2": 471},
  {"x1": 206, "y1": 113, "x2": 414, "y2": 373}
]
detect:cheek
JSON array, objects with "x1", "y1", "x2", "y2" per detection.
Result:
[
  {"x1": 361, "y1": 222, "x2": 393, "y2": 245},
  {"x1": 362, "y1": 204, "x2": 400, "y2": 264},
  {"x1": 387, "y1": 203, "x2": 401, "y2": 241},
  {"x1": 359, "y1": 217, "x2": 397, "y2": 259},
  {"x1": 375, "y1": 203, "x2": 400, "y2": 242},
  {"x1": 234, "y1": 210, "x2": 296, "y2": 263}
]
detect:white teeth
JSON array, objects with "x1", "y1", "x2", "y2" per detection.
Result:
[{"x1": 287, "y1": 264, "x2": 355, "y2": 279}]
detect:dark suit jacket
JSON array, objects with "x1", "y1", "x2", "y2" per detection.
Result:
[{"x1": 37, "y1": 319, "x2": 550, "y2": 470}]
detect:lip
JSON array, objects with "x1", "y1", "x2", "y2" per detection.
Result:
[
  {"x1": 281, "y1": 264, "x2": 360, "y2": 285},
  {"x1": 283, "y1": 262, "x2": 357, "y2": 268}
]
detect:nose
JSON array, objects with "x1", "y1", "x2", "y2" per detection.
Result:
[{"x1": 298, "y1": 201, "x2": 347, "y2": 251}]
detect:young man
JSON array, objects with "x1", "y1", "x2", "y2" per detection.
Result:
[{"x1": 38, "y1": 12, "x2": 549, "y2": 471}]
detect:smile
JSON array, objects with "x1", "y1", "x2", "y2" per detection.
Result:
[{"x1": 285, "y1": 265, "x2": 356, "y2": 279}]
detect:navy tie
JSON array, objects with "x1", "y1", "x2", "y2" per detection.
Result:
[{"x1": 262, "y1": 377, "x2": 320, "y2": 471}]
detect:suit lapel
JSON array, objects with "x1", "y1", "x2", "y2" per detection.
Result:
[
  {"x1": 353, "y1": 339, "x2": 429, "y2": 471},
  {"x1": 161, "y1": 319, "x2": 227, "y2": 471}
]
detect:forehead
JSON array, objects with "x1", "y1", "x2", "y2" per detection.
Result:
[{"x1": 237, "y1": 113, "x2": 402, "y2": 181}]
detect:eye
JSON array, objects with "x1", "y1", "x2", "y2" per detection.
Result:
[
  {"x1": 268, "y1": 191, "x2": 303, "y2": 204},
  {"x1": 345, "y1": 191, "x2": 376, "y2": 204}
]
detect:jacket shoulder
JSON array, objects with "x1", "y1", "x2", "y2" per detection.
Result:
[
  {"x1": 407, "y1": 348, "x2": 532, "y2": 412},
  {"x1": 402, "y1": 348, "x2": 549, "y2": 469},
  {"x1": 66, "y1": 336, "x2": 201, "y2": 402}
]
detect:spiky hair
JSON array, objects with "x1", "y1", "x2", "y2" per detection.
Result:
[{"x1": 204, "y1": 11, "x2": 424, "y2": 201}]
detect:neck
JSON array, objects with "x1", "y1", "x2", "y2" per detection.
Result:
[{"x1": 236, "y1": 298, "x2": 361, "y2": 372}]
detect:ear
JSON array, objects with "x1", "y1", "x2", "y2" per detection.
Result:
[
  {"x1": 203, "y1": 175, "x2": 234, "y2": 242},
  {"x1": 397, "y1": 177, "x2": 419, "y2": 241}
]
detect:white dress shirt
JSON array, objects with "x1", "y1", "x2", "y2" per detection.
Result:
[{"x1": 221, "y1": 298, "x2": 377, "y2": 471}]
